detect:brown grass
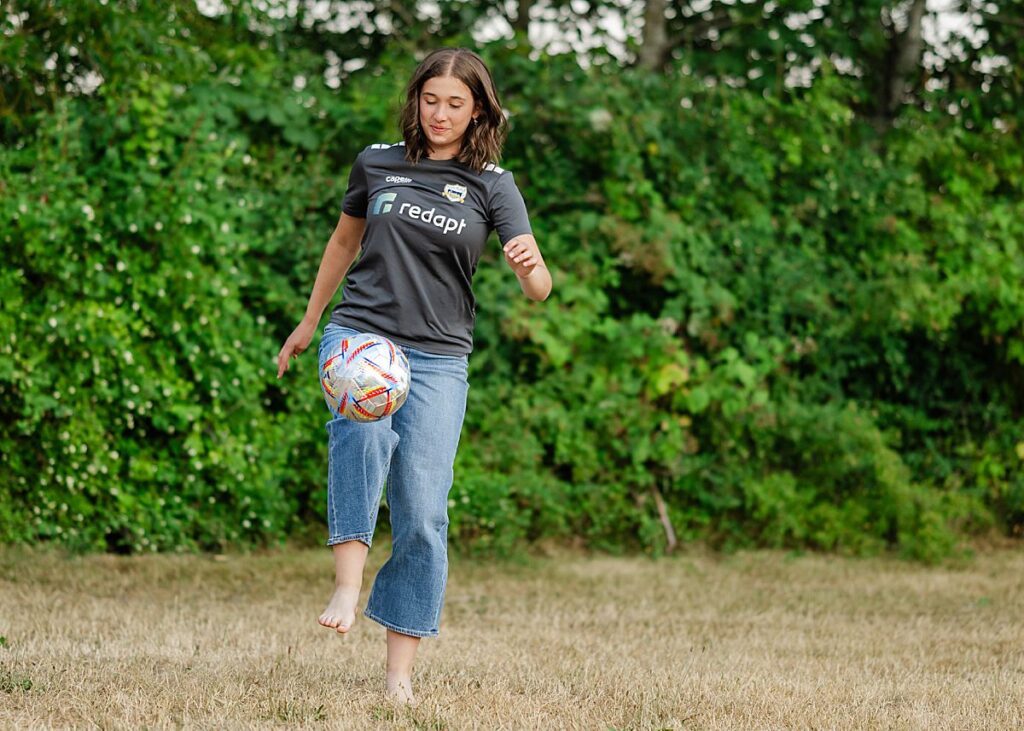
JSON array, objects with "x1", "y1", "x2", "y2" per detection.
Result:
[{"x1": 1, "y1": 543, "x2": 1022, "y2": 730}]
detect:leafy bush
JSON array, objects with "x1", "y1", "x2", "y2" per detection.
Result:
[{"x1": 2, "y1": 8, "x2": 1022, "y2": 559}]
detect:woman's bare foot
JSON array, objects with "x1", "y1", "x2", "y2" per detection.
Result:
[
  {"x1": 385, "y1": 629, "x2": 420, "y2": 704},
  {"x1": 386, "y1": 672, "x2": 416, "y2": 705},
  {"x1": 320, "y1": 541, "x2": 369, "y2": 633},
  {"x1": 318, "y1": 584, "x2": 360, "y2": 633}
]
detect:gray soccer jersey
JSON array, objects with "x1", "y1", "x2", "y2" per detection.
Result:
[{"x1": 328, "y1": 142, "x2": 533, "y2": 355}]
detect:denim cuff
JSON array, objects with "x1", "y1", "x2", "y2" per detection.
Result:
[
  {"x1": 363, "y1": 608, "x2": 440, "y2": 638},
  {"x1": 326, "y1": 531, "x2": 374, "y2": 548}
]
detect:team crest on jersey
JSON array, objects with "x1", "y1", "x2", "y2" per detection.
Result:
[{"x1": 442, "y1": 183, "x2": 468, "y2": 204}]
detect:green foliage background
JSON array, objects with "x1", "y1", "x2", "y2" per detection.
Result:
[{"x1": 2, "y1": 1, "x2": 1022, "y2": 559}]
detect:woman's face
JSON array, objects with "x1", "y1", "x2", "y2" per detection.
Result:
[{"x1": 419, "y1": 75, "x2": 479, "y2": 158}]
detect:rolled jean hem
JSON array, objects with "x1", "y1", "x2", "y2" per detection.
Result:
[
  {"x1": 326, "y1": 531, "x2": 374, "y2": 548},
  {"x1": 363, "y1": 609, "x2": 439, "y2": 638}
]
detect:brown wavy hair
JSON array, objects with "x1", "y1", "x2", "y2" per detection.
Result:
[{"x1": 399, "y1": 48, "x2": 506, "y2": 173}]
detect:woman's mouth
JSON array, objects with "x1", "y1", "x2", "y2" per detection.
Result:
[{"x1": 430, "y1": 125, "x2": 447, "y2": 134}]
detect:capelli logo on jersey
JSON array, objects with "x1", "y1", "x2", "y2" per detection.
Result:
[{"x1": 369, "y1": 192, "x2": 467, "y2": 235}]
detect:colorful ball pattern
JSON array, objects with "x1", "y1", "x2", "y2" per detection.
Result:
[{"x1": 320, "y1": 332, "x2": 411, "y2": 422}]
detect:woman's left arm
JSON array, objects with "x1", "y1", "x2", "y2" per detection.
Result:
[{"x1": 503, "y1": 234, "x2": 552, "y2": 301}]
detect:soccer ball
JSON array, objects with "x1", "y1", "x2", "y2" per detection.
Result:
[{"x1": 320, "y1": 332, "x2": 411, "y2": 422}]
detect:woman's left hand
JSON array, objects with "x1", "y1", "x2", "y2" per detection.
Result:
[
  {"x1": 503, "y1": 235, "x2": 542, "y2": 278},
  {"x1": 503, "y1": 234, "x2": 551, "y2": 301}
]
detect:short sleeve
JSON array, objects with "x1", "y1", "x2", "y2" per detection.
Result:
[
  {"x1": 342, "y1": 150, "x2": 369, "y2": 217},
  {"x1": 488, "y1": 171, "x2": 533, "y2": 245}
]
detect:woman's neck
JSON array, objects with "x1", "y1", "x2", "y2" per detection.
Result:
[{"x1": 427, "y1": 143, "x2": 459, "y2": 160}]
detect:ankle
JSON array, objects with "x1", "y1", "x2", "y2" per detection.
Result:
[{"x1": 333, "y1": 580, "x2": 361, "y2": 591}]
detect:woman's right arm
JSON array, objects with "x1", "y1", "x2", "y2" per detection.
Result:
[{"x1": 276, "y1": 213, "x2": 366, "y2": 378}]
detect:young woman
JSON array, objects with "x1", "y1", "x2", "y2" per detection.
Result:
[{"x1": 275, "y1": 48, "x2": 551, "y2": 704}]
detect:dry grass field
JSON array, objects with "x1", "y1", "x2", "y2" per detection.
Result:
[{"x1": 1, "y1": 542, "x2": 1022, "y2": 730}]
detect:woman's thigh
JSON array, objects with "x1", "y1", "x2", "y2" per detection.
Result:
[{"x1": 389, "y1": 347, "x2": 469, "y2": 486}]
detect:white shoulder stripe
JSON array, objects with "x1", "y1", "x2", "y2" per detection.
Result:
[
  {"x1": 483, "y1": 163, "x2": 506, "y2": 174},
  {"x1": 368, "y1": 142, "x2": 404, "y2": 150}
]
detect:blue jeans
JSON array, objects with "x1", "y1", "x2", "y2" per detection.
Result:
[{"x1": 317, "y1": 323, "x2": 469, "y2": 638}]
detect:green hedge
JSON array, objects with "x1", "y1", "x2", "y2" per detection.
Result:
[{"x1": 2, "y1": 27, "x2": 1022, "y2": 559}]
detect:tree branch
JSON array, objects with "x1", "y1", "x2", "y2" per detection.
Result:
[
  {"x1": 651, "y1": 483, "x2": 678, "y2": 553},
  {"x1": 882, "y1": 0, "x2": 927, "y2": 117},
  {"x1": 513, "y1": 0, "x2": 533, "y2": 35},
  {"x1": 639, "y1": 0, "x2": 670, "y2": 71}
]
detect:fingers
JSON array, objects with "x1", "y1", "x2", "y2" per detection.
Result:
[
  {"x1": 276, "y1": 323, "x2": 316, "y2": 379},
  {"x1": 514, "y1": 252, "x2": 538, "y2": 268},
  {"x1": 504, "y1": 243, "x2": 538, "y2": 273},
  {"x1": 276, "y1": 346, "x2": 291, "y2": 379},
  {"x1": 276, "y1": 341, "x2": 302, "y2": 379},
  {"x1": 503, "y1": 241, "x2": 533, "y2": 263},
  {"x1": 505, "y1": 250, "x2": 537, "y2": 275}
]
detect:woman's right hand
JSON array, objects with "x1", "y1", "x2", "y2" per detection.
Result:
[{"x1": 276, "y1": 318, "x2": 318, "y2": 379}]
